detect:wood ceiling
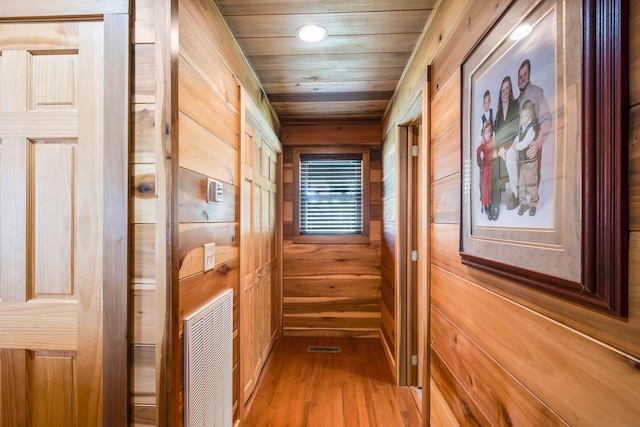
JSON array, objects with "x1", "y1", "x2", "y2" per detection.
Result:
[{"x1": 213, "y1": 0, "x2": 437, "y2": 123}]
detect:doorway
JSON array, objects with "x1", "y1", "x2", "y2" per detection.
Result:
[{"x1": 399, "y1": 123, "x2": 422, "y2": 389}]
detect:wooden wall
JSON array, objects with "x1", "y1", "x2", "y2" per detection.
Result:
[
  {"x1": 380, "y1": 128, "x2": 397, "y2": 370},
  {"x1": 130, "y1": 0, "x2": 160, "y2": 424},
  {"x1": 384, "y1": 0, "x2": 640, "y2": 424},
  {"x1": 281, "y1": 123, "x2": 383, "y2": 338},
  {"x1": 177, "y1": 0, "x2": 241, "y2": 422},
  {"x1": 130, "y1": 0, "x2": 281, "y2": 425}
]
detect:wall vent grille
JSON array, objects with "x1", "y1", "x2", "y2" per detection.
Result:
[{"x1": 184, "y1": 289, "x2": 233, "y2": 427}]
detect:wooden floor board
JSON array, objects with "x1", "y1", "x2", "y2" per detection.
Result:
[{"x1": 244, "y1": 337, "x2": 421, "y2": 426}]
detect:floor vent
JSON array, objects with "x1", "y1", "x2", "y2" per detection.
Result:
[{"x1": 307, "y1": 346, "x2": 341, "y2": 353}]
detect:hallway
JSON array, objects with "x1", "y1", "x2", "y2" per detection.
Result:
[{"x1": 244, "y1": 337, "x2": 421, "y2": 426}]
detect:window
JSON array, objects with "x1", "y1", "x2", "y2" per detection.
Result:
[{"x1": 293, "y1": 147, "x2": 369, "y2": 243}]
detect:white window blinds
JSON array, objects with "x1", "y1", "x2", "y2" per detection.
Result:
[{"x1": 299, "y1": 155, "x2": 363, "y2": 234}]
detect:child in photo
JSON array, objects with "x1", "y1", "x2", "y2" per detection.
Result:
[
  {"x1": 477, "y1": 120, "x2": 498, "y2": 220},
  {"x1": 513, "y1": 100, "x2": 539, "y2": 216}
]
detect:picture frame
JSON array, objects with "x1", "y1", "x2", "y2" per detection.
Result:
[{"x1": 460, "y1": 0, "x2": 628, "y2": 316}]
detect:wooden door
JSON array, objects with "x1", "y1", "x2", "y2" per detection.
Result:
[
  {"x1": 241, "y1": 122, "x2": 257, "y2": 401},
  {"x1": 240, "y1": 121, "x2": 278, "y2": 404},
  {"x1": 0, "y1": 22, "x2": 105, "y2": 427}
]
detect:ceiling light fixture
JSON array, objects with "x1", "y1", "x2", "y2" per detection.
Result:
[
  {"x1": 510, "y1": 23, "x2": 533, "y2": 40},
  {"x1": 296, "y1": 24, "x2": 328, "y2": 43}
]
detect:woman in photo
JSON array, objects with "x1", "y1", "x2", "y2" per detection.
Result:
[{"x1": 494, "y1": 75, "x2": 520, "y2": 210}]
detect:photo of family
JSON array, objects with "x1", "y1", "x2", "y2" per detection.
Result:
[
  {"x1": 461, "y1": 0, "x2": 627, "y2": 315},
  {"x1": 471, "y1": 11, "x2": 555, "y2": 229}
]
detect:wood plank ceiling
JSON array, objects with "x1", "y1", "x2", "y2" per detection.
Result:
[{"x1": 213, "y1": 0, "x2": 437, "y2": 122}]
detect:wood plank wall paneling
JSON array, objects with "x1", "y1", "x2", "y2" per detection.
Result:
[
  {"x1": 180, "y1": 0, "x2": 280, "y2": 132},
  {"x1": 282, "y1": 238, "x2": 382, "y2": 336},
  {"x1": 132, "y1": 105, "x2": 155, "y2": 164},
  {"x1": 179, "y1": 168, "x2": 237, "y2": 223},
  {"x1": 380, "y1": 240, "x2": 395, "y2": 358},
  {"x1": 431, "y1": 173, "x2": 459, "y2": 224},
  {"x1": 132, "y1": 164, "x2": 157, "y2": 224},
  {"x1": 430, "y1": 122, "x2": 460, "y2": 182},
  {"x1": 133, "y1": 44, "x2": 155, "y2": 104},
  {"x1": 429, "y1": 377, "x2": 461, "y2": 427},
  {"x1": 176, "y1": 0, "x2": 243, "y2": 415},
  {"x1": 179, "y1": 112, "x2": 238, "y2": 185},
  {"x1": 179, "y1": 6, "x2": 240, "y2": 113},
  {"x1": 282, "y1": 122, "x2": 381, "y2": 145},
  {"x1": 178, "y1": 57, "x2": 238, "y2": 146},
  {"x1": 431, "y1": 308, "x2": 568, "y2": 426},
  {"x1": 174, "y1": 0, "x2": 283, "y2": 424},
  {"x1": 282, "y1": 123, "x2": 382, "y2": 338},
  {"x1": 432, "y1": 265, "x2": 640, "y2": 425},
  {"x1": 130, "y1": 0, "x2": 282, "y2": 423},
  {"x1": 130, "y1": 0, "x2": 159, "y2": 423},
  {"x1": 380, "y1": 129, "x2": 397, "y2": 367},
  {"x1": 430, "y1": 349, "x2": 490, "y2": 426},
  {"x1": 382, "y1": 0, "x2": 640, "y2": 424}
]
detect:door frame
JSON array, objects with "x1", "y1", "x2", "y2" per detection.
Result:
[
  {"x1": 398, "y1": 121, "x2": 421, "y2": 386},
  {"x1": 394, "y1": 72, "x2": 432, "y2": 425},
  {"x1": 0, "y1": 3, "x2": 130, "y2": 425}
]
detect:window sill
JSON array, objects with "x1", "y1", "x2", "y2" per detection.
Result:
[{"x1": 292, "y1": 234, "x2": 370, "y2": 245}]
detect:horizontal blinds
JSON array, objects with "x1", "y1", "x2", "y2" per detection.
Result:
[{"x1": 300, "y1": 157, "x2": 363, "y2": 234}]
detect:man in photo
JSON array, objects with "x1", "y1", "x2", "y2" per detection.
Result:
[{"x1": 504, "y1": 59, "x2": 552, "y2": 210}]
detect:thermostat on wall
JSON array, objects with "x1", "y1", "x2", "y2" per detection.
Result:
[{"x1": 206, "y1": 178, "x2": 223, "y2": 203}]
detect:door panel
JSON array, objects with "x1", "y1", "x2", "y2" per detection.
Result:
[
  {"x1": 0, "y1": 22, "x2": 104, "y2": 427},
  {"x1": 240, "y1": 123, "x2": 278, "y2": 404}
]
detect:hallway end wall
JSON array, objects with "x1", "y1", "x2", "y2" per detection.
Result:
[{"x1": 281, "y1": 123, "x2": 383, "y2": 339}]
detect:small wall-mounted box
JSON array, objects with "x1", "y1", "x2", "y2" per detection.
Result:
[
  {"x1": 203, "y1": 243, "x2": 215, "y2": 272},
  {"x1": 206, "y1": 178, "x2": 224, "y2": 203}
]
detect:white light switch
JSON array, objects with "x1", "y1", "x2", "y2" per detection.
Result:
[{"x1": 204, "y1": 243, "x2": 215, "y2": 272}]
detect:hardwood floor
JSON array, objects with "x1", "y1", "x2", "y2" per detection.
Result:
[{"x1": 243, "y1": 337, "x2": 422, "y2": 426}]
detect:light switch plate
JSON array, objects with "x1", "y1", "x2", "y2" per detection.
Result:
[{"x1": 203, "y1": 243, "x2": 215, "y2": 272}]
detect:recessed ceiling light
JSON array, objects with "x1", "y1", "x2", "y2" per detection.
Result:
[
  {"x1": 510, "y1": 23, "x2": 533, "y2": 41},
  {"x1": 296, "y1": 24, "x2": 328, "y2": 43}
]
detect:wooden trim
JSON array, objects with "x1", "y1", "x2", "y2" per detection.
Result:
[
  {"x1": 277, "y1": 153, "x2": 284, "y2": 339},
  {"x1": 396, "y1": 125, "x2": 408, "y2": 385},
  {"x1": 581, "y1": 0, "x2": 629, "y2": 315},
  {"x1": 243, "y1": 88, "x2": 282, "y2": 155},
  {"x1": 168, "y1": 0, "x2": 181, "y2": 423},
  {"x1": 103, "y1": 12, "x2": 130, "y2": 427},
  {"x1": 291, "y1": 234, "x2": 371, "y2": 244},
  {"x1": 420, "y1": 67, "x2": 431, "y2": 426},
  {"x1": 154, "y1": 0, "x2": 179, "y2": 426},
  {"x1": 0, "y1": 0, "x2": 129, "y2": 19},
  {"x1": 292, "y1": 146, "x2": 371, "y2": 244}
]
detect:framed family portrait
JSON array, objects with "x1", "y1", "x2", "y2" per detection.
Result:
[{"x1": 460, "y1": 0, "x2": 628, "y2": 316}]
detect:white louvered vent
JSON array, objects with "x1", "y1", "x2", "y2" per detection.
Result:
[{"x1": 184, "y1": 289, "x2": 233, "y2": 427}]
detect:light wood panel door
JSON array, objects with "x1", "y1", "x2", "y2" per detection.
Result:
[
  {"x1": 0, "y1": 22, "x2": 105, "y2": 427},
  {"x1": 240, "y1": 121, "x2": 278, "y2": 404}
]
